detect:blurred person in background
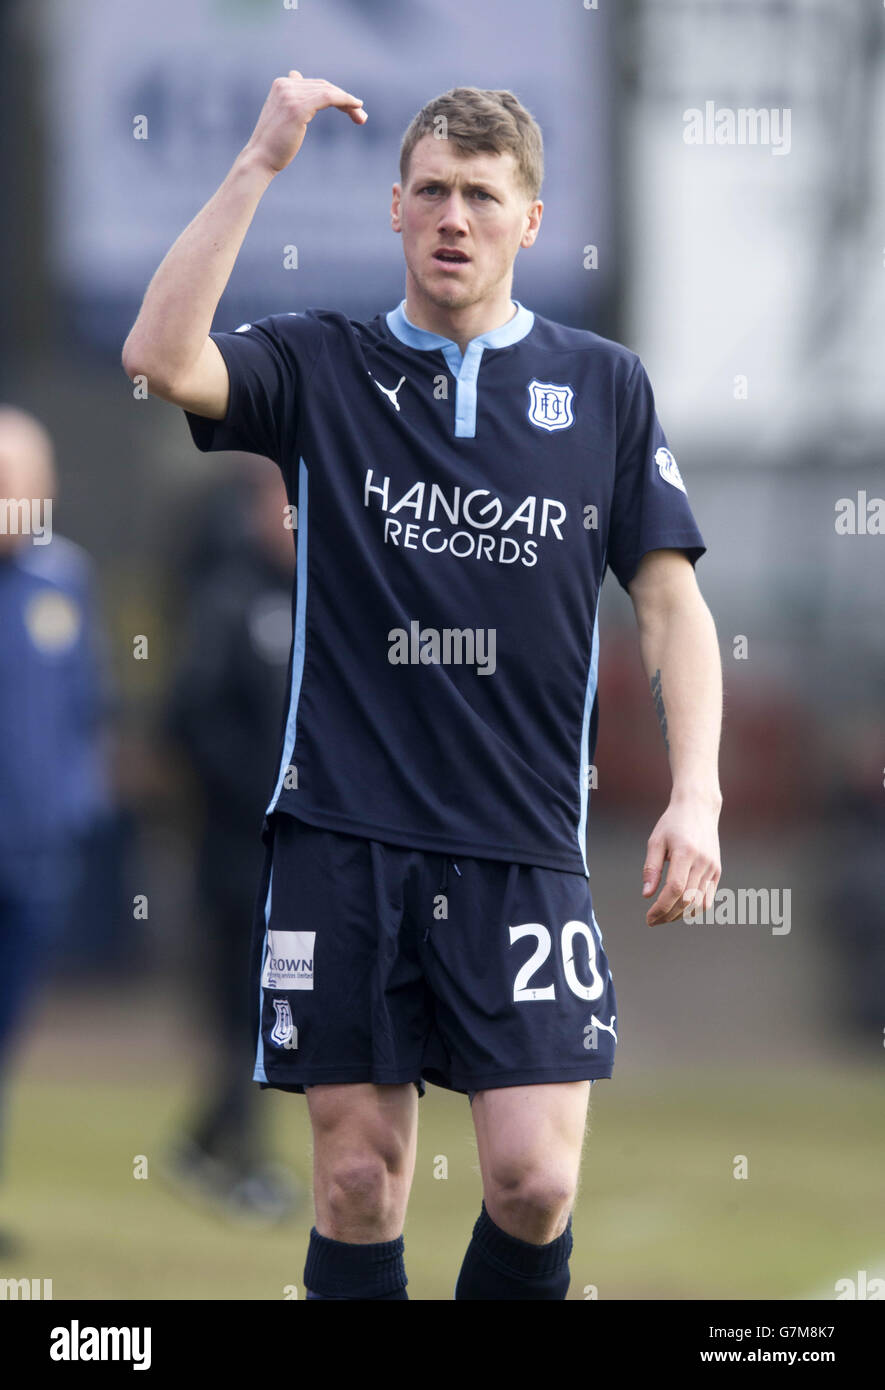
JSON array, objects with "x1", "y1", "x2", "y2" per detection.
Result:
[
  {"x1": 0, "y1": 407, "x2": 112, "y2": 1253},
  {"x1": 161, "y1": 455, "x2": 302, "y2": 1224}
]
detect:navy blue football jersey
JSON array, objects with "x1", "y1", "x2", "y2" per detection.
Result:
[{"x1": 185, "y1": 299, "x2": 705, "y2": 874}]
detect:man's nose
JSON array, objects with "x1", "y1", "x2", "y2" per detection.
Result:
[{"x1": 436, "y1": 192, "x2": 469, "y2": 230}]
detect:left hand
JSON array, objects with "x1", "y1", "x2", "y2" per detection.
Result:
[{"x1": 641, "y1": 797, "x2": 721, "y2": 926}]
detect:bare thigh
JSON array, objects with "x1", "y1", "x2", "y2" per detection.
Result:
[
  {"x1": 305, "y1": 1082, "x2": 419, "y2": 1243},
  {"x1": 471, "y1": 1081, "x2": 592, "y2": 1243}
]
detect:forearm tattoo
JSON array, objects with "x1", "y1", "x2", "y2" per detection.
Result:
[{"x1": 650, "y1": 668, "x2": 669, "y2": 752}]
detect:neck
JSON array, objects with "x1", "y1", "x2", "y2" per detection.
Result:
[{"x1": 403, "y1": 273, "x2": 517, "y2": 355}]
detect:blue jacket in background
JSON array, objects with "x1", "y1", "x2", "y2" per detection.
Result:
[{"x1": 0, "y1": 535, "x2": 111, "y2": 872}]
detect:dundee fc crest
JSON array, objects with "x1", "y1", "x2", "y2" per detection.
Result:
[
  {"x1": 527, "y1": 379, "x2": 575, "y2": 433},
  {"x1": 271, "y1": 997, "x2": 296, "y2": 1048}
]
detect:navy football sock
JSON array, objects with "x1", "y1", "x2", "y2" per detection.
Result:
[
  {"x1": 303, "y1": 1227, "x2": 408, "y2": 1300},
  {"x1": 454, "y1": 1200, "x2": 573, "y2": 1300}
]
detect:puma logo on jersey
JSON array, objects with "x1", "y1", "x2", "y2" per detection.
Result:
[{"x1": 371, "y1": 373, "x2": 407, "y2": 411}]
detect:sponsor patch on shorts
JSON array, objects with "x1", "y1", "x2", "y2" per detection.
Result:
[{"x1": 261, "y1": 930, "x2": 316, "y2": 990}]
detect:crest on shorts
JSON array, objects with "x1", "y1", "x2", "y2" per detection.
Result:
[
  {"x1": 270, "y1": 998, "x2": 297, "y2": 1049},
  {"x1": 527, "y1": 379, "x2": 575, "y2": 433}
]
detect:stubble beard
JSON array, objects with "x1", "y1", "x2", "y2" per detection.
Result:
[
  {"x1": 413, "y1": 264, "x2": 488, "y2": 315},
  {"x1": 424, "y1": 278, "x2": 475, "y2": 312}
]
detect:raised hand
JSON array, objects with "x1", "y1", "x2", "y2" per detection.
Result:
[{"x1": 244, "y1": 71, "x2": 367, "y2": 176}]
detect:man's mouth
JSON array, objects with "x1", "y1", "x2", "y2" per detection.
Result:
[{"x1": 433, "y1": 248, "x2": 470, "y2": 265}]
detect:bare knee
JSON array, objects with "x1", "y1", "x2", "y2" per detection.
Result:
[
  {"x1": 484, "y1": 1165, "x2": 576, "y2": 1244},
  {"x1": 309, "y1": 1087, "x2": 417, "y2": 1241},
  {"x1": 325, "y1": 1154, "x2": 395, "y2": 1232}
]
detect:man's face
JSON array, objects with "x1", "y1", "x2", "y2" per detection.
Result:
[
  {"x1": 391, "y1": 134, "x2": 542, "y2": 311},
  {"x1": 0, "y1": 418, "x2": 55, "y2": 558}
]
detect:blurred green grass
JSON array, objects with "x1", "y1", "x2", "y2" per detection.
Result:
[{"x1": 2, "y1": 1066, "x2": 883, "y2": 1300}]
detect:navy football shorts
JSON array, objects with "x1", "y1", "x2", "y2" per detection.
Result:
[{"x1": 250, "y1": 811, "x2": 617, "y2": 1098}]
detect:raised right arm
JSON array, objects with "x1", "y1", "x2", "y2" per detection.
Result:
[{"x1": 121, "y1": 72, "x2": 367, "y2": 419}]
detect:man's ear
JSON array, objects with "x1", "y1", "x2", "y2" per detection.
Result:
[
  {"x1": 391, "y1": 183, "x2": 402, "y2": 233},
  {"x1": 520, "y1": 199, "x2": 543, "y2": 249}
]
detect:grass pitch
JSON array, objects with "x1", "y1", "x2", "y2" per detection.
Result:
[{"x1": 3, "y1": 1064, "x2": 882, "y2": 1300}]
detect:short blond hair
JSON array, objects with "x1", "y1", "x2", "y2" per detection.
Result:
[{"x1": 399, "y1": 87, "x2": 544, "y2": 203}]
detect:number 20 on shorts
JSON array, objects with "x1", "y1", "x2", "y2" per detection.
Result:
[{"x1": 509, "y1": 920, "x2": 605, "y2": 1002}]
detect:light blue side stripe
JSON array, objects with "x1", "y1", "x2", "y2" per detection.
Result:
[
  {"x1": 577, "y1": 603, "x2": 601, "y2": 876},
  {"x1": 252, "y1": 864, "x2": 274, "y2": 1083},
  {"x1": 266, "y1": 456, "x2": 309, "y2": 813},
  {"x1": 385, "y1": 299, "x2": 534, "y2": 439}
]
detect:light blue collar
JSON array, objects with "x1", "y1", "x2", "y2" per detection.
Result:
[
  {"x1": 386, "y1": 298, "x2": 534, "y2": 364},
  {"x1": 384, "y1": 298, "x2": 534, "y2": 439}
]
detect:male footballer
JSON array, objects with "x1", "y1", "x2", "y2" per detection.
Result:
[{"x1": 123, "y1": 76, "x2": 722, "y2": 1300}]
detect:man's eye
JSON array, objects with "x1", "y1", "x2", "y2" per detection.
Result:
[{"x1": 419, "y1": 186, "x2": 493, "y2": 199}]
